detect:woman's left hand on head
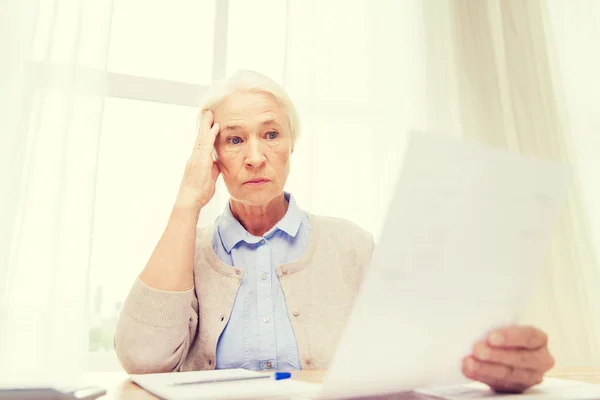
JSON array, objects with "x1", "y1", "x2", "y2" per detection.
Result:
[{"x1": 462, "y1": 325, "x2": 555, "y2": 393}]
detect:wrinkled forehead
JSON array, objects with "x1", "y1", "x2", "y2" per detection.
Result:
[{"x1": 213, "y1": 90, "x2": 290, "y2": 131}]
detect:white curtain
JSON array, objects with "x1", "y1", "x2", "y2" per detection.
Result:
[
  {"x1": 0, "y1": 0, "x2": 113, "y2": 385},
  {"x1": 541, "y1": 0, "x2": 600, "y2": 367},
  {"x1": 438, "y1": 0, "x2": 600, "y2": 367}
]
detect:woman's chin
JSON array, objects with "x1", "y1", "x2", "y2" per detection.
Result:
[{"x1": 235, "y1": 187, "x2": 281, "y2": 207}]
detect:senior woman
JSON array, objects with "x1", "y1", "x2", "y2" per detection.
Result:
[{"x1": 115, "y1": 70, "x2": 555, "y2": 393}]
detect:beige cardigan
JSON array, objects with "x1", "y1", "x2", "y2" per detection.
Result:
[{"x1": 115, "y1": 213, "x2": 374, "y2": 374}]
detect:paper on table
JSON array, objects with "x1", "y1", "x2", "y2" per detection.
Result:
[
  {"x1": 130, "y1": 369, "x2": 320, "y2": 400},
  {"x1": 416, "y1": 377, "x2": 600, "y2": 399},
  {"x1": 318, "y1": 131, "x2": 571, "y2": 399}
]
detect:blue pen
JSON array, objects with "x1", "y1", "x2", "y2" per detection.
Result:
[
  {"x1": 170, "y1": 372, "x2": 292, "y2": 386},
  {"x1": 274, "y1": 372, "x2": 292, "y2": 380}
]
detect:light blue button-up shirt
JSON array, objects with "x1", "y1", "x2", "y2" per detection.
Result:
[{"x1": 213, "y1": 192, "x2": 310, "y2": 371}]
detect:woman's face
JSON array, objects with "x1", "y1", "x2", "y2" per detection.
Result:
[{"x1": 212, "y1": 90, "x2": 293, "y2": 206}]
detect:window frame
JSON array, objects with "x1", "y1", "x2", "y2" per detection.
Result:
[{"x1": 106, "y1": 0, "x2": 229, "y2": 108}]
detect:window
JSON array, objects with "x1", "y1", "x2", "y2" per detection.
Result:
[{"x1": 87, "y1": 0, "x2": 288, "y2": 371}]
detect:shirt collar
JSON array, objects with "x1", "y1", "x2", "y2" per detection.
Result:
[{"x1": 216, "y1": 192, "x2": 304, "y2": 253}]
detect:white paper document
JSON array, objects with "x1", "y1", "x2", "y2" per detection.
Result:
[
  {"x1": 318, "y1": 131, "x2": 571, "y2": 399},
  {"x1": 130, "y1": 369, "x2": 320, "y2": 400},
  {"x1": 416, "y1": 377, "x2": 600, "y2": 399}
]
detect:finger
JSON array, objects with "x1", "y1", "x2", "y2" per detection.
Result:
[
  {"x1": 462, "y1": 356, "x2": 543, "y2": 394},
  {"x1": 211, "y1": 161, "x2": 220, "y2": 182},
  {"x1": 210, "y1": 121, "x2": 220, "y2": 142},
  {"x1": 202, "y1": 110, "x2": 214, "y2": 131},
  {"x1": 194, "y1": 110, "x2": 214, "y2": 149},
  {"x1": 472, "y1": 341, "x2": 555, "y2": 371},
  {"x1": 194, "y1": 121, "x2": 220, "y2": 155},
  {"x1": 487, "y1": 325, "x2": 548, "y2": 350}
]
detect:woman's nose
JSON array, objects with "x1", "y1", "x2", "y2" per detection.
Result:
[{"x1": 244, "y1": 138, "x2": 266, "y2": 168}]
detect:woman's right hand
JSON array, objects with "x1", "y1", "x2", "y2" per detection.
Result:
[{"x1": 175, "y1": 110, "x2": 221, "y2": 211}]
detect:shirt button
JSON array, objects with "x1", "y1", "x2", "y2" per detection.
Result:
[
  {"x1": 260, "y1": 239, "x2": 266, "y2": 245},
  {"x1": 260, "y1": 272, "x2": 267, "y2": 280},
  {"x1": 262, "y1": 316, "x2": 269, "y2": 323},
  {"x1": 265, "y1": 361, "x2": 272, "y2": 369},
  {"x1": 293, "y1": 310, "x2": 299, "y2": 317},
  {"x1": 305, "y1": 357, "x2": 312, "y2": 365}
]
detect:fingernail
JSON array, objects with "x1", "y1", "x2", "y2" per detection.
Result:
[
  {"x1": 489, "y1": 332, "x2": 504, "y2": 346},
  {"x1": 476, "y1": 346, "x2": 491, "y2": 360}
]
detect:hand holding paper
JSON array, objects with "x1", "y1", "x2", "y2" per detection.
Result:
[{"x1": 464, "y1": 325, "x2": 555, "y2": 393}]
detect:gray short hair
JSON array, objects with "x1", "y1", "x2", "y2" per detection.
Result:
[{"x1": 198, "y1": 70, "x2": 301, "y2": 145}]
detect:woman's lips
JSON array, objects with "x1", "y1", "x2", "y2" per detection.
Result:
[{"x1": 244, "y1": 179, "x2": 270, "y2": 185}]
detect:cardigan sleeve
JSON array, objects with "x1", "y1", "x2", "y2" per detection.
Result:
[{"x1": 114, "y1": 278, "x2": 198, "y2": 374}]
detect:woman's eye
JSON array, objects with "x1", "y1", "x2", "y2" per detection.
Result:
[
  {"x1": 229, "y1": 137, "x2": 242, "y2": 145},
  {"x1": 267, "y1": 131, "x2": 279, "y2": 140}
]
